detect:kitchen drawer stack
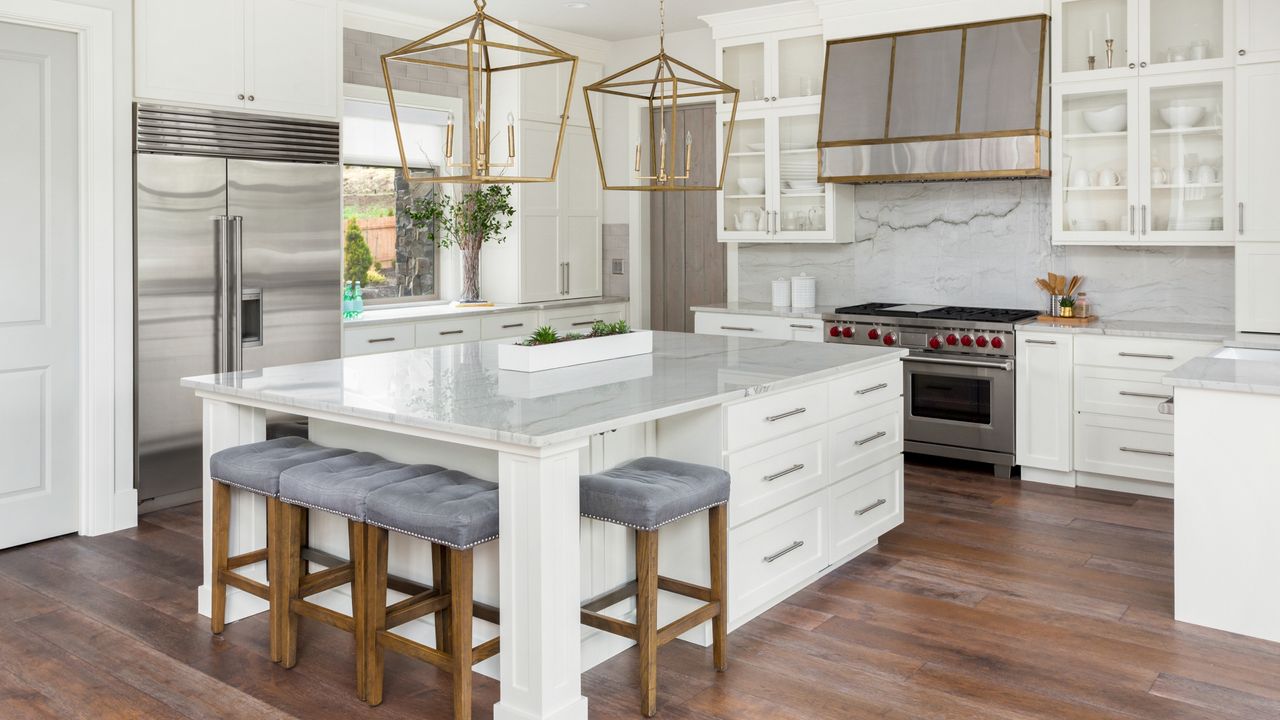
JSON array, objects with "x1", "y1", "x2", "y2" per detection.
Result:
[{"x1": 720, "y1": 360, "x2": 903, "y2": 627}]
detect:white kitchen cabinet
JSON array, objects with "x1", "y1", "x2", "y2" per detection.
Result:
[
  {"x1": 520, "y1": 58, "x2": 601, "y2": 128},
  {"x1": 1236, "y1": 0, "x2": 1280, "y2": 64},
  {"x1": 1236, "y1": 242, "x2": 1280, "y2": 333},
  {"x1": 1015, "y1": 332, "x2": 1075, "y2": 472},
  {"x1": 1053, "y1": 0, "x2": 1232, "y2": 82},
  {"x1": 718, "y1": 28, "x2": 826, "y2": 114},
  {"x1": 693, "y1": 311, "x2": 824, "y2": 342},
  {"x1": 1236, "y1": 63, "x2": 1280, "y2": 242},
  {"x1": 414, "y1": 316, "x2": 482, "y2": 348},
  {"x1": 135, "y1": 0, "x2": 338, "y2": 118}
]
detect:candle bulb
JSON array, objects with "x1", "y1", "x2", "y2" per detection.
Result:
[
  {"x1": 1105, "y1": 12, "x2": 1111, "y2": 40},
  {"x1": 684, "y1": 130, "x2": 692, "y2": 175},
  {"x1": 634, "y1": 136, "x2": 642, "y2": 173},
  {"x1": 445, "y1": 113, "x2": 455, "y2": 160},
  {"x1": 506, "y1": 111, "x2": 515, "y2": 159},
  {"x1": 659, "y1": 127, "x2": 667, "y2": 175}
]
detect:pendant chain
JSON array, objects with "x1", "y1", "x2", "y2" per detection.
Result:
[{"x1": 658, "y1": 0, "x2": 665, "y2": 53}]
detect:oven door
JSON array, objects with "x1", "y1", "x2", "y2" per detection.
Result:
[{"x1": 902, "y1": 353, "x2": 1015, "y2": 454}]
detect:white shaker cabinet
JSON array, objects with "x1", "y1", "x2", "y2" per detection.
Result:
[
  {"x1": 1236, "y1": 0, "x2": 1280, "y2": 64},
  {"x1": 1053, "y1": 0, "x2": 1232, "y2": 82},
  {"x1": 1237, "y1": 243, "x2": 1280, "y2": 333},
  {"x1": 1236, "y1": 62, "x2": 1280, "y2": 242},
  {"x1": 135, "y1": 0, "x2": 339, "y2": 119},
  {"x1": 1015, "y1": 332, "x2": 1075, "y2": 473}
]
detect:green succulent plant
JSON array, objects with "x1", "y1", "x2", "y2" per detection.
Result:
[
  {"x1": 1059, "y1": 296, "x2": 1076, "y2": 308},
  {"x1": 527, "y1": 325, "x2": 559, "y2": 345}
]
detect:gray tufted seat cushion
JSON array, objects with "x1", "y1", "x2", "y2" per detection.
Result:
[
  {"x1": 209, "y1": 437, "x2": 354, "y2": 497},
  {"x1": 580, "y1": 457, "x2": 731, "y2": 531},
  {"x1": 365, "y1": 470, "x2": 500, "y2": 550},
  {"x1": 279, "y1": 452, "x2": 445, "y2": 521}
]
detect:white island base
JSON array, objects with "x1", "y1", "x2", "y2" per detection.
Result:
[{"x1": 186, "y1": 333, "x2": 905, "y2": 719}]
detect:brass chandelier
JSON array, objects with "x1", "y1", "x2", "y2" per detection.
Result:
[
  {"x1": 381, "y1": 0, "x2": 578, "y2": 184},
  {"x1": 583, "y1": 0, "x2": 740, "y2": 191}
]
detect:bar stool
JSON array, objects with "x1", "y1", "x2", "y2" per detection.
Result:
[
  {"x1": 208, "y1": 436, "x2": 353, "y2": 661},
  {"x1": 275, "y1": 452, "x2": 444, "y2": 700},
  {"x1": 578, "y1": 457, "x2": 731, "y2": 717},
  {"x1": 362, "y1": 469, "x2": 502, "y2": 720}
]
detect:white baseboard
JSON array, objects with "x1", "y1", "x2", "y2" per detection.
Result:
[
  {"x1": 1019, "y1": 467, "x2": 1077, "y2": 487},
  {"x1": 1076, "y1": 471, "x2": 1173, "y2": 499}
]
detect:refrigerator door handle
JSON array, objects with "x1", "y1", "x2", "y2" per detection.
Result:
[
  {"x1": 214, "y1": 215, "x2": 230, "y2": 374},
  {"x1": 230, "y1": 215, "x2": 244, "y2": 372}
]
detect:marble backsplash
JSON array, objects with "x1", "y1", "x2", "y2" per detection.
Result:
[{"x1": 736, "y1": 180, "x2": 1234, "y2": 324}]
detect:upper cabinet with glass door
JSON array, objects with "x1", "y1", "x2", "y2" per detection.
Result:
[
  {"x1": 1054, "y1": 0, "x2": 1232, "y2": 82},
  {"x1": 719, "y1": 29, "x2": 826, "y2": 111}
]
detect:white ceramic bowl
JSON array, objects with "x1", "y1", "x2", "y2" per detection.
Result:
[
  {"x1": 1159, "y1": 104, "x2": 1205, "y2": 129},
  {"x1": 737, "y1": 177, "x2": 765, "y2": 195},
  {"x1": 745, "y1": 142, "x2": 765, "y2": 151},
  {"x1": 1082, "y1": 105, "x2": 1127, "y2": 133}
]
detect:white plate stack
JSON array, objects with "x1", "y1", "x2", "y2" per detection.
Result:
[
  {"x1": 772, "y1": 278, "x2": 791, "y2": 307},
  {"x1": 791, "y1": 273, "x2": 816, "y2": 308}
]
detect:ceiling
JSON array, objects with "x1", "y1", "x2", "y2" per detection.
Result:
[{"x1": 362, "y1": 0, "x2": 783, "y2": 41}]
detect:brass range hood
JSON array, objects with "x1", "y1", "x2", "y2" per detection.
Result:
[{"x1": 817, "y1": 15, "x2": 1049, "y2": 183}]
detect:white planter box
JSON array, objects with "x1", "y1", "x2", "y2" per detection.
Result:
[{"x1": 497, "y1": 331, "x2": 653, "y2": 372}]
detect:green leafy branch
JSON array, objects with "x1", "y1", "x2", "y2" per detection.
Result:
[{"x1": 406, "y1": 184, "x2": 514, "y2": 249}]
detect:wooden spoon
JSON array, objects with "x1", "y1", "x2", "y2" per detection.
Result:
[
  {"x1": 1035, "y1": 278, "x2": 1054, "y2": 294},
  {"x1": 1066, "y1": 275, "x2": 1082, "y2": 296}
]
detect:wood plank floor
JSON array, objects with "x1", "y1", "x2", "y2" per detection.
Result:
[{"x1": 3, "y1": 458, "x2": 1279, "y2": 719}]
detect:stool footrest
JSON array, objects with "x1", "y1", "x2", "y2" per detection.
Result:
[
  {"x1": 378, "y1": 629, "x2": 494, "y2": 671},
  {"x1": 220, "y1": 569, "x2": 270, "y2": 600},
  {"x1": 386, "y1": 590, "x2": 448, "y2": 629},
  {"x1": 657, "y1": 601, "x2": 720, "y2": 646},
  {"x1": 298, "y1": 564, "x2": 354, "y2": 597},
  {"x1": 291, "y1": 597, "x2": 356, "y2": 633},
  {"x1": 227, "y1": 548, "x2": 268, "y2": 570}
]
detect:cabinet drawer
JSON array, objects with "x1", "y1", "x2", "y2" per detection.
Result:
[
  {"x1": 344, "y1": 324, "x2": 414, "y2": 356},
  {"x1": 415, "y1": 317, "x2": 482, "y2": 347},
  {"x1": 829, "y1": 402, "x2": 903, "y2": 482},
  {"x1": 785, "y1": 319, "x2": 824, "y2": 343},
  {"x1": 729, "y1": 489, "x2": 827, "y2": 623},
  {"x1": 1075, "y1": 366, "x2": 1174, "y2": 422},
  {"x1": 725, "y1": 382, "x2": 829, "y2": 451},
  {"x1": 1074, "y1": 413, "x2": 1174, "y2": 484},
  {"x1": 543, "y1": 306, "x2": 625, "y2": 336},
  {"x1": 1074, "y1": 336, "x2": 1216, "y2": 372},
  {"x1": 694, "y1": 312, "x2": 787, "y2": 340},
  {"x1": 826, "y1": 361, "x2": 903, "y2": 417},
  {"x1": 830, "y1": 456, "x2": 904, "y2": 561},
  {"x1": 482, "y1": 311, "x2": 539, "y2": 340},
  {"x1": 727, "y1": 429, "x2": 827, "y2": 528}
]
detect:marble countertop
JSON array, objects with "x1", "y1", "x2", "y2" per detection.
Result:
[
  {"x1": 1022, "y1": 318, "x2": 1235, "y2": 343},
  {"x1": 1164, "y1": 353, "x2": 1280, "y2": 396},
  {"x1": 690, "y1": 302, "x2": 835, "y2": 320},
  {"x1": 182, "y1": 331, "x2": 906, "y2": 447},
  {"x1": 345, "y1": 296, "x2": 629, "y2": 327}
]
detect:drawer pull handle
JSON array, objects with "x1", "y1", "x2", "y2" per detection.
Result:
[
  {"x1": 721, "y1": 325, "x2": 757, "y2": 332},
  {"x1": 1120, "y1": 446, "x2": 1173, "y2": 457},
  {"x1": 1119, "y1": 390, "x2": 1174, "y2": 401},
  {"x1": 765, "y1": 407, "x2": 807, "y2": 422},
  {"x1": 763, "y1": 464, "x2": 805, "y2": 482},
  {"x1": 367, "y1": 337, "x2": 397, "y2": 344},
  {"x1": 855, "y1": 498, "x2": 887, "y2": 516},
  {"x1": 789, "y1": 323, "x2": 815, "y2": 329},
  {"x1": 856, "y1": 382, "x2": 888, "y2": 395},
  {"x1": 855, "y1": 431, "x2": 887, "y2": 446},
  {"x1": 1118, "y1": 352, "x2": 1174, "y2": 360},
  {"x1": 572, "y1": 319, "x2": 604, "y2": 327},
  {"x1": 502, "y1": 322, "x2": 525, "y2": 329},
  {"x1": 763, "y1": 540, "x2": 804, "y2": 563},
  {"x1": 439, "y1": 329, "x2": 465, "y2": 335},
  {"x1": 1025, "y1": 339, "x2": 1057, "y2": 345}
]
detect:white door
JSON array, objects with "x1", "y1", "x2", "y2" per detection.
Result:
[
  {"x1": 1237, "y1": 63, "x2": 1280, "y2": 242},
  {"x1": 562, "y1": 127, "x2": 601, "y2": 299},
  {"x1": 1236, "y1": 243, "x2": 1280, "y2": 333},
  {"x1": 0, "y1": 22, "x2": 81, "y2": 548},
  {"x1": 1237, "y1": 0, "x2": 1280, "y2": 64},
  {"x1": 1015, "y1": 332, "x2": 1074, "y2": 471},
  {"x1": 245, "y1": 0, "x2": 338, "y2": 118},
  {"x1": 134, "y1": 0, "x2": 246, "y2": 108}
]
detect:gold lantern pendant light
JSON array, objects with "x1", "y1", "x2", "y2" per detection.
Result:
[
  {"x1": 583, "y1": 0, "x2": 740, "y2": 191},
  {"x1": 380, "y1": 0, "x2": 578, "y2": 184}
]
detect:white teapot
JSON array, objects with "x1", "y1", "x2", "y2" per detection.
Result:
[{"x1": 736, "y1": 207, "x2": 763, "y2": 231}]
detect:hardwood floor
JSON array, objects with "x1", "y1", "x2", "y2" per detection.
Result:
[{"x1": 3, "y1": 458, "x2": 1279, "y2": 719}]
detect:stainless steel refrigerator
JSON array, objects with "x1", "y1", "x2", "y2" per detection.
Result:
[{"x1": 134, "y1": 104, "x2": 341, "y2": 504}]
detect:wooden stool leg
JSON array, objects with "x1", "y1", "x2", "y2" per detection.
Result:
[
  {"x1": 210, "y1": 482, "x2": 231, "y2": 635},
  {"x1": 708, "y1": 504, "x2": 728, "y2": 672},
  {"x1": 278, "y1": 503, "x2": 304, "y2": 668},
  {"x1": 349, "y1": 520, "x2": 369, "y2": 701},
  {"x1": 636, "y1": 529, "x2": 659, "y2": 718},
  {"x1": 449, "y1": 548, "x2": 475, "y2": 720},
  {"x1": 365, "y1": 526, "x2": 389, "y2": 707},
  {"x1": 433, "y1": 543, "x2": 453, "y2": 655}
]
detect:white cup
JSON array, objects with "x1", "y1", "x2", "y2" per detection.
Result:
[
  {"x1": 1070, "y1": 169, "x2": 1092, "y2": 188},
  {"x1": 1195, "y1": 165, "x2": 1217, "y2": 185},
  {"x1": 1096, "y1": 168, "x2": 1121, "y2": 186}
]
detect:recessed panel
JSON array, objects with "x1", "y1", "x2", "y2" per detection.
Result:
[
  {"x1": 0, "y1": 368, "x2": 47, "y2": 498},
  {"x1": 0, "y1": 53, "x2": 46, "y2": 326}
]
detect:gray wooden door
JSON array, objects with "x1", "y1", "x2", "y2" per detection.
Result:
[{"x1": 649, "y1": 104, "x2": 724, "y2": 332}]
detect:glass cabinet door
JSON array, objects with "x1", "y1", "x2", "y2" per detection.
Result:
[
  {"x1": 1056, "y1": 82, "x2": 1137, "y2": 241},
  {"x1": 1141, "y1": 73, "x2": 1231, "y2": 242},
  {"x1": 774, "y1": 112, "x2": 824, "y2": 238},
  {"x1": 1141, "y1": 0, "x2": 1229, "y2": 73},
  {"x1": 723, "y1": 41, "x2": 766, "y2": 104},
  {"x1": 776, "y1": 34, "x2": 825, "y2": 102},
  {"x1": 1058, "y1": 0, "x2": 1136, "y2": 77},
  {"x1": 721, "y1": 116, "x2": 768, "y2": 236}
]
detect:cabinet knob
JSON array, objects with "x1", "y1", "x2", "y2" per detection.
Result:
[
  {"x1": 771, "y1": 96, "x2": 777, "y2": 101},
  {"x1": 1139, "y1": 61, "x2": 1147, "y2": 68},
  {"x1": 247, "y1": 95, "x2": 255, "y2": 102},
  {"x1": 237, "y1": 93, "x2": 245, "y2": 100},
  {"x1": 1128, "y1": 62, "x2": 1136, "y2": 69},
  {"x1": 1239, "y1": 49, "x2": 1247, "y2": 56}
]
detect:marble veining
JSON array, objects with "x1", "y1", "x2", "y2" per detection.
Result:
[
  {"x1": 1165, "y1": 356, "x2": 1280, "y2": 396},
  {"x1": 736, "y1": 180, "x2": 1234, "y2": 325},
  {"x1": 181, "y1": 332, "x2": 905, "y2": 447}
]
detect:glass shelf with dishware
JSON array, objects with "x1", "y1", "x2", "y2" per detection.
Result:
[
  {"x1": 1142, "y1": 75, "x2": 1232, "y2": 242},
  {"x1": 1054, "y1": 82, "x2": 1137, "y2": 242},
  {"x1": 718, "y1": 29, "x2": 825, "y2": 113},
  {"x1": 1053, "y1": 0, "x2": 1230, "y2": 83}
]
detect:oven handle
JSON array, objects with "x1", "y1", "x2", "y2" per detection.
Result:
[{"x1": 903, "y1": 355, "x2": 1013, "y2": 372}]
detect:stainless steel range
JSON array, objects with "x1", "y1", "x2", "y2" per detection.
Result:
[{"x1": 822, "y1": 303, "x2": 1039, "y2": 477}]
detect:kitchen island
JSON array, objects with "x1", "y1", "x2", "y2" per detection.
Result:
[{"x1": 182, "y1": 331, "x2": 906, "y2": 720}]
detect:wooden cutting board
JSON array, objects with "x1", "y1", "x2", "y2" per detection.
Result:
[{"x1": 1036, "y1": 314, "x2": 1099, "y2": 325}]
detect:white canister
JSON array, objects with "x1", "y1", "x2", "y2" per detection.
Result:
[
  {"x1": 791, "y1": 273, "x2": 817, "y2": 308},
  {"x1": 771, "y1": 278, "x2": 791, "y2": 307}
]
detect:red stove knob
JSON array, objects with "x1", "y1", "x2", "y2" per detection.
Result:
[
  {"x1": 990, "y1": 336, "x2": 1004, "y2": 349},
  {"x1": 883, "y1": 333, "x2": 897, "y2": 346},
  {"x1": 867, "y1": 328, "x2": 880, "y2": 340},
  {"x1": 960, "y1": 334, "x2": 974, "y2": 347},
  {"x1": 946, "y1": 333, "x2": 959, "y2": 346},
  {"x1": 928, "y1": 336, "x2": 942, "y2": 350},
  {"x1": 841, "y1": 326, "x2": 854, "y2": 338},
  {"x1": 975, "y1": 335, "x2": 989, "y2": 348},
  {"x1": 829, "y1": 326, "x2": 841, "y2": 337}
]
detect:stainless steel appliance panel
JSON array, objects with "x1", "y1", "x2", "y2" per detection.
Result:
[
  {"x1": 228, "y1": 159, "x2": 340, "y2": 373},
  {"x1": 902, "y1": 354, "x2": 1015, "y2": 455},
  {"x1": 135, "y1": 154, "x2": 227, "y2": 502}
]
